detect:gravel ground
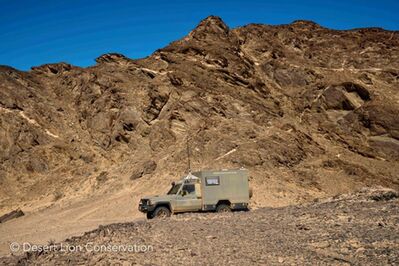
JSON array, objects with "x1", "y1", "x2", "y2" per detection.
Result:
[{"x1": 1, "y1": 188, "x2": 398, "y2": 265}]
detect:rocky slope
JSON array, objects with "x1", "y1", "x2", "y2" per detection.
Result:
[
  {"x1": 0, "y1": 16, "x2": 399, "y2": 215},
  {"x1": 2, "y1": 188, "x2": 398, "y2": 265}
]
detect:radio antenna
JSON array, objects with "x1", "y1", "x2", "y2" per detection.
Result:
[{"x1": 187, "y1": 136, "x2": 191, "y2": 173}]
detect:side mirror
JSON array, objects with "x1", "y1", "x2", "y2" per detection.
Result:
[{"x1": 181, "y1": 190, "x2": 187, "y2": 196}]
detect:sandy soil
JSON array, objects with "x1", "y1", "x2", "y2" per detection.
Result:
[{"x1": 0, "y1": 188, "x2": 142, "y2": 257}]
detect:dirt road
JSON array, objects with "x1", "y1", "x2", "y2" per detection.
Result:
[{"x1": 0, "y1": 188, "x2": 143, "y2": 257}]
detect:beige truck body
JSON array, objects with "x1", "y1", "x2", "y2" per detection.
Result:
[{"x1": 138, "y1": 169, "x2": 250, "y2": 217}]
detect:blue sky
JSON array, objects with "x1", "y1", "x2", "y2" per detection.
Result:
[{"x1": 1, "y1": 0, "x2": 398, "y2": 70}]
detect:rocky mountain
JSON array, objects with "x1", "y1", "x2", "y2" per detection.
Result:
[{"x1": 1, "y1": 16, "x2": 399, "y2": 214}]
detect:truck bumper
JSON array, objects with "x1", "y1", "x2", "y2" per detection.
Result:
[
  {"x1": 138, "y1": 204, "x2": 156, "y2": 213},
  {"x1": 231, "y1": 202, "x2": 249, "y2": 210}
]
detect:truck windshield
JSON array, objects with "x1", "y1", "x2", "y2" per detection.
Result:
[{"x1": 167, "y1": 184, "x2": 181, "y2": 195}]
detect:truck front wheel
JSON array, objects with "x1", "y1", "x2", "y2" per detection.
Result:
[
  {"x1": 216, "y1": 204, "x2": 231, "y2": 213},
  {"x1": 153, "y1": 206, "x2": 171, "y2": 218},
  {"x1": 146, "y1": 211, "x2": 154, "y2": 219}
]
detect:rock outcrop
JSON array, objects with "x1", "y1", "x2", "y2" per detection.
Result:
[{"x1": 0, "y1": 16, "x2": 398, "y2": 213}]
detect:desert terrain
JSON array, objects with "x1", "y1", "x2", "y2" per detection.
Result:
[
  {"x1": 1, "y1": 188, "x2": 398, "y2": 265},
  {"x1": 0, "y1": 16, "x2": 398, "y2": 263}
]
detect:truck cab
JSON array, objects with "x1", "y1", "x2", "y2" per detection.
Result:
[{"x1": 138, "y1": 169, "x2": 251, "y2": 219}]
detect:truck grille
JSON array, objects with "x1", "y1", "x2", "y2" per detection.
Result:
[{"x1": 140, "y1": 199, "x2": 149, "y2": 205}]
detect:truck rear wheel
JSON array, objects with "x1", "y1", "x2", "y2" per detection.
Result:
[
  {"x1": 216, "y1": 204, "x2": 231, "y2": 213},
  {"x1": 153, "y1": 206, "x2": 171, "y2": 218}
]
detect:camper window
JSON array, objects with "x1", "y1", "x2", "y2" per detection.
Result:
[{"x1": 205, "y1": 176, "x2": 220, "y2": 186}]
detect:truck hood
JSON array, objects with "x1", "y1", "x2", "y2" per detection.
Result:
[{"x1": 142, "y1": 194, "x2": 176, "y2": 202}]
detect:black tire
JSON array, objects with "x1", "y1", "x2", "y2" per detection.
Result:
[
  {"x1": 146, "y1": 211, "x2": 154, "y2": 219},
  {"x1": 216, "y1": 204, "x2": 231, "y2": 213},
  {"x1": 153, "y1": 206, "x2": 171, "y2": 218}
]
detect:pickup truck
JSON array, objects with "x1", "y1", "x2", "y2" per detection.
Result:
[{"x1": 138, "y1": 168, "x2": 251, "y2": 219}]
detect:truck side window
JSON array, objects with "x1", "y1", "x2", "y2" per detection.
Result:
[
  {"x1": 205, "y1": 176, "x2": 220, "y2": 186},
  {"x1": 183, "y1": 184, "x2": 195, "y2": 194}
]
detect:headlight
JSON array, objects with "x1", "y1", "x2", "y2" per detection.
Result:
[{"x1": 141, "y1": 199, "x2": 151, "y2": 205}]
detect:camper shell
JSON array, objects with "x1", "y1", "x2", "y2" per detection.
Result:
[{"x1": 192, "y1": 169, "x2": 250, "y2": 211}]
